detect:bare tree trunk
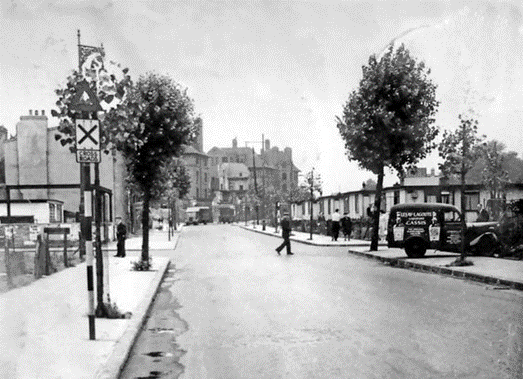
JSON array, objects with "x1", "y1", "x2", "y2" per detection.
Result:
[
  {"x1": 370, "y1": 164, "x2": 384, "y2": 251},
  {"x1": 94, "y1": 163, "x2": 108, "y2": 317},
  {"x1": 141, "y1": 190, "x2": 150, "y2": 262}
]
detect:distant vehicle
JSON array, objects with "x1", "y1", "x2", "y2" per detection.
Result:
[
  {"x1": 218, "y1": 205, "x2": 235, "y2": 223},
  {"x1": 185, "y1": 206, "x2": 212, "y2": 225},
  {"x1": 387, "y1": 203, "x2": 500, "y2": 258}
]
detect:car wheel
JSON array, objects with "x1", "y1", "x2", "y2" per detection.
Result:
[
  {"x1": 477, "y1": 236, "x2": 497, "y2": 257},
  {"x1": 405, "y1": 238, "x2": 427, "y2": 258}
]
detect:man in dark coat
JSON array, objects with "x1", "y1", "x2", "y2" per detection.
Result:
[
  {"x1": 341, "y1": 212, "x2": 352, "y2": 241},
  {"x1": 275, "y1": 212, "x2": 293, "y2": 255},
  {"x1": 115, "y1": 217, "x2": 127, "y2": 257}
]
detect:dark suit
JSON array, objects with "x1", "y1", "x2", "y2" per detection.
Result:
[
  {"x1": 116, "y1": 222, "x2": 127, "y2": 257},
  {"x1": 276, "y1": 216, "x2": 292, "y2": 255}
]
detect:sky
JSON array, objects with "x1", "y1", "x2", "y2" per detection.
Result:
[{"x1": 1, "y1": 0, "x2": 523, "y2": 194}]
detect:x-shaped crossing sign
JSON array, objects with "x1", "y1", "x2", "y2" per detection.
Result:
[{"x1": 76, "y1": 119, "x2": 100, "y2": 150}]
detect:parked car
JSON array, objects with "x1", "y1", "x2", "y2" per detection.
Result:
[{"x1": 387, "y1": 203, "x2": 500, "y2": 258}]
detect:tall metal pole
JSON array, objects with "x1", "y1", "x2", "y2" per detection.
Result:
[
  {"x1": 78, "y1": 29, "x2": 95, "y2": 339},
  {"x1": 82, "y1": 163, "x2": 95, "y2": 339},
  {"x1": 252, "y1": 147, "x2": 259, "y2": 225},
  {"x1": 78, "y1": 30, "x2": 86, "y2": 260},
  {"x1": 309, "y1": 168, "x2": 314, "y2": 240}
]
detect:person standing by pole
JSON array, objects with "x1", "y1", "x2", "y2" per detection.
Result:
[
  {"x1": 115, "y1": 217, "x2": 127, "y2": 257},
  {"x1": 275, "y1": 212, "x2": 293, "y2": 255},
  {"x1": 331, "y1": 209, "x2": 341, "y2": 241}
]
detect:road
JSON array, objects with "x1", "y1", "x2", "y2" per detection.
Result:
[{"x1": 120, "y1": 224, "x2": 523, "y2": 379}]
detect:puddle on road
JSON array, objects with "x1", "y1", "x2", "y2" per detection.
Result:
[
  {"x1": 148, "y1": 327, "x2": 176, "y2": 334},
  {"x1": 134, "y1": 371, "x2": 163, "y2": 379},
  {"x1": 144, "y1": 351, "x2": 173, "y2": 358},
  {"x1": 121, "y1": 266, "x2": 189, "y2": 379}
]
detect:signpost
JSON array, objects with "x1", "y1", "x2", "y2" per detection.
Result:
[{"x1": 71, "y1": 79, "x2": 102, "y2": 341}]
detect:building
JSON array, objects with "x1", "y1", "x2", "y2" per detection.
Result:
[
  {"x1": 207, "y1": 138, "x2": 300, "y2": 219},
  {"x1": 0, "y1": 110, "x2": 127, "y2": 239},
  {"x1": 292, "y1": 167, "x2": 523, "y2": 223},
  {"x1": 179, "y1": 119, "x2": 212, "y2": 205}
]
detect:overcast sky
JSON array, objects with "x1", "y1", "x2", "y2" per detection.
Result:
[{"x1": 1, "y1": 0, "x2": 522, "y2": 194}]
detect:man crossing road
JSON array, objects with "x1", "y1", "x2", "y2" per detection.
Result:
[{"x1": 275, "y1": 212, "x2": 293, "y2": 255}]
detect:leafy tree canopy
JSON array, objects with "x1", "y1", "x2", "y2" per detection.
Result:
[
  {"x1": 337, "y1": 44, "x2": 439, "y2": 176},
  {"x1": 104, "y1": 73, "x2": 198, "y2": 191},
  {"x1": 438, "y1": 114, "x2": 484, "y2": 178},
  {"x1": 466, "y1": 140, "x2": 523, "y2": 184}
]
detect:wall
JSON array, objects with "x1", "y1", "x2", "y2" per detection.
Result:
[{"x1": 0, "y1": 203, "x2": 51, "y2": 223}]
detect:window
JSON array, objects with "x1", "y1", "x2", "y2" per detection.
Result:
[
  {"x1": 56, "y1": 204, "x2": 62, "y2": 222},
  {"x1": 239, "y1": 172, "x2": 242, "y2": 177},
  {"x1": 49, "y1": 203, "x2": 56, "y2": 223},
  {"x1": 239, "y1": 185, "x2": 244, "y2": 191},
  {"x1": 465, "y1": 192, "x2": 480, "y2": 211},
  {"x1": 441, "y1": 193, "x2": 451, "y2": 204},
  {"x1": 222, "y1": 157, "x2": 228, "y2": 163},
  {"x1": 394, "y1": 191, "x2": 400, "y2": 205},
  {"x1": 302, "y1": 202, "x2": 305, "y2": 214},
  {"x1": 443, "y1": 210, "x2": 461, "y2": 222},
  {"x1": 355, "y1": 194, "x2": 359, "y2": 213},
  {"x1": 282, "y1": 172, "x2": 287, "y2": 181},
  {"x1": 328, "y1": 199, "x2": 331, "y2": 214},
  {"x1": 204, "y1": 173, "x2": 208, "y2": 182}
]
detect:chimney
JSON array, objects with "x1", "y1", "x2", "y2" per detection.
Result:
[
  {"x1": 265, "y1": 139, "x2": 270, "y2": 151},
  {"x1": 41, "y1": 110, "x2": 45, "y2": 116},
  {"x1": 233, "y1": 138, "x2": 238, "y2": 148},
  {"x1": 431, "y1": 168, "x2": 435, "y2": 176},
  {"x1": 35, "y1": 110, "x2": 39, "y2": 116},
  {"x1": 29, "y1": 110, "x2": 33, "y2": 115}
]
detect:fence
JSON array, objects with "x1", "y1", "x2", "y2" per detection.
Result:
[{"x1": 0, "y1": 223, "x2": 82, "y2": 293}]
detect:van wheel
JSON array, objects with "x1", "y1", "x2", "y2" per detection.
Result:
[
  {"x1": 477, "y1": 237, "x2": 496, "y2": 257},
  {"x1": 405, "y1": 238, "x2": 427, "y2": 258}
]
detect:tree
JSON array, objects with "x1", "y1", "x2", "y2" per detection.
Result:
[
  {"x1": 438, "y1": 113, "x2": 484, "y2": 263},
  {"x1": 337, "y1": 44, "x2": 439, "y2": 250},
  {"x1": 103, "y1": 73, "x2": 198, "y2": 263},
  {"x1": 158, "y1": 158, "x2": 190, "y2": 237},
  {"x1": 304, "y1": 168, "x2": 323, "y2": 240}
]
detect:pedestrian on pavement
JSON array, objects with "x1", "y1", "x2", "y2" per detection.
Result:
[
  {"x1": 115, "y1": 217, "x2": 127, "y2": 257},
  {"x1": 341, "y1": 212, "x2": 352, "y2": 241},
  {"x1": 275, "y1": 212, "x2": 293, "y2": 255},
  {"x1": 332, "y1": 209, "x2": 341, "y2": 241}
]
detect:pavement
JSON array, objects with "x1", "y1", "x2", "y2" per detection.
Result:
[
  {"x1": 0, "y1": 226, "x2": 183, "y2": 379},
  {"x1": 239, "y1": 222, "x2": 523, "y2": 291},
  {"x1": 1, "y1": 222, "x2": 522, "y2": 379}
]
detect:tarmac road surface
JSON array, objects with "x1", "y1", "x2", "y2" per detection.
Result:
[{"x1": 120, "y1": 224, "x2": 523, "y2": 379}]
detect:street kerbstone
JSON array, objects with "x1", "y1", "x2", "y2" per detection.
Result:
[{"x1": 95, "y1": 258, "x2": 171, "y2": 379}]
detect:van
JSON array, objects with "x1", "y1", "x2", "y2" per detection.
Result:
[
  {"x1": 185, "y1": 206, "x2": 212, "y2": 225},
  {"x1": 387, "y1": 203, "x2": 500, "y2": 258}
]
